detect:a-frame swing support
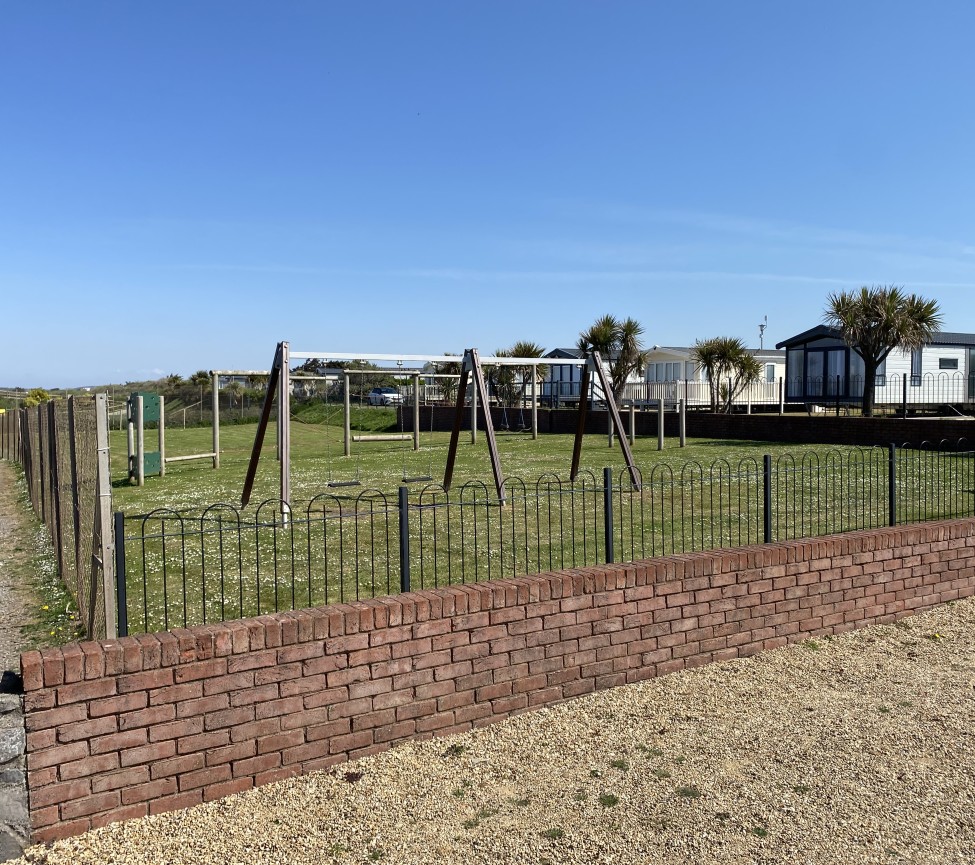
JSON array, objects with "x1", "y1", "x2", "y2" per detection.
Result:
[
  {"x1": 570, "y1": 351, "x2": 642, "y2": 491},
  {"x1": 241, "y1": 342, "x2": 284, "y2": 509},
  {"x1": 443, "y1": 348, "x2": 506, "y2": 503},
  {"x1": 242, "y1": 342, "x2": 638, "y2": 510}
]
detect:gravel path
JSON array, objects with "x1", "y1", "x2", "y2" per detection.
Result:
[
  {"x1": 0, "y1": 461, "x2": 41, "y2": 860},
  {"x1": 16, "y1": 596, "x2": 975, "y2": 865}
]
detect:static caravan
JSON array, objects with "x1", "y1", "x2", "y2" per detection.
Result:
[
  {"x1": 638, "y1": 346, "x2": 786, "y2": 408},
  {"x1": 776, "y1": 326, "x2": 975, "y2": 410},
  {"x1": 540, "y1": 348, "x2": 648, "y2": 406}
]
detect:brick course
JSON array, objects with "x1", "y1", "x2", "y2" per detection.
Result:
[
  {"x1": 21, "y1": 518, "x2": 975, "y2": 842},
  {"x1": 408, "y1": 406, "x2": 975, "y2": 446}
]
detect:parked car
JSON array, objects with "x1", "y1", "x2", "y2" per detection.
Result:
[{"x1": 367, "y1": 387, "x2": 403, "y2": 406}]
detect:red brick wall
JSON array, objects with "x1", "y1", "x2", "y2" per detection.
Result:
[
  {"x1": 21, "y1": 518, "x2": 975, "y2": 842},
  {"x1": 412, "y1": 406, "x2": 975, "y2": 447},
  {"x1": 683, "y1": 413, "x2": 975, "y2": 447}
]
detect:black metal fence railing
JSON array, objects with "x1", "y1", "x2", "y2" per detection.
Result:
[
  {"x1": 540, "y1": 373, "x2": 975, "y2": 414},
  {"x1": 787, "y1": 372, "x2": 975, "y2": 414},
  {"x1": 114, "y1": 440, "x2": 975, "y2": 636}
]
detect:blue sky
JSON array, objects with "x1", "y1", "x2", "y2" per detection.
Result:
[{"x1": 3, "y1": 1, "x2": 975, "y2": 387}]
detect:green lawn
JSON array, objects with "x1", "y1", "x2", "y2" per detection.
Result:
[
  {"x1": 110, "y1": 409, "x2": 851, "y2": 513},
  {"x1": 111, "y1": 411, "x2": 975, "y2": 636}
]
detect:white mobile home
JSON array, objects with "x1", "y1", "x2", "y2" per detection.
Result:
[
  {"x1": 541, "y1": 345, "x2": 787, "y2": 408},
  {"x1": 776, "y1": 326, "x2": 975, "y2": 408},
  {"x1": 638, "y1": 346, "x2": 786, "y2": 408}
]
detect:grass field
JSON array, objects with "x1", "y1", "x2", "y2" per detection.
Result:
[
  {"x1": 110, "y1": 407, "x2": 848, "y2": 513},
  {"x1": 110, "y1": 410, "x2": 975, "y2": 636}
]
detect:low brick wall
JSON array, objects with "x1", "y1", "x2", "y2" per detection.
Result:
[
  {"x1": 683, "y1": 413, "x2": 975, "y2": 447},
  {"x1": 21, "y1": 519, "x2": 975, "y2": 842},
  {"x1": 409, "y1": 406, "x2": 975, "y2": 447}
]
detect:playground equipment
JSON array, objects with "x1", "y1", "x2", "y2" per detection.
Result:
[
  {"x1": 241, "y1": 342, "x2": 685, "y2": 508},
  {"x1": 126, "y1": 393, "x2": 162, "y2": 486},
  {"x1": 242, "y1": 343, "x2": 548, "y2": 508},
  {"x1": 127, "y1": 385, "x2": 223, "y2": 485},
  {"x1": 209, "y1": 370, "x2": 273, "y2": 468},
  {"x1": 345, "y1": 369, "x2": 422, "y2": 451},
  {"x1": 568, "y1": 351, "x2": 641, "y2": 489}
]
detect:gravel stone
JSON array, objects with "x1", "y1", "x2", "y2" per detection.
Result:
[{"x1": 13, "y1": 597, "x2": 975, "y2": 865}]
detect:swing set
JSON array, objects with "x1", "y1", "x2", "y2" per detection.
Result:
[{"x1": 241, "y1": 343, "x2": 640, "y2": 509}]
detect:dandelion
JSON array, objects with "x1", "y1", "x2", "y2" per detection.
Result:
[{"x1": 41, "y1": 605, "x2": 49, "y2": 611}]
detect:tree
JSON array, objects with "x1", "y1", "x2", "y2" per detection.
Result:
[
  {"x1": 824, "y1": 285, "x2": 943, "y2": 416},
  {"x1": 508, "y1": 340, "x2": 547, "y2": 404},
  {"x1": 433, "y1": 355, "x2": 462, "y2": 404},
  {"x1": 189, "y1": 370, "x2": 211, "y2": 390},
  {"x1": 577, "y1": 315, "x2": 649, "y2": 403},
  {"x1": 248, "y1": 373, "x2": 269, "y2": 392},
  {"x1": 224, "y1": 380, "x2": 244, "y2": 408},
  {"x1": 488, "y1": 349, "x2": 519, "y2": 408},
  {"x1": 24, "y1": 387, "x2": 52, "y2": 407},
  {"x1": 487, "y1": 342, "x2": 547, "y2": 408},
  {"x1": 691, "y1": 337, "x2": 762, "y2": 413}
]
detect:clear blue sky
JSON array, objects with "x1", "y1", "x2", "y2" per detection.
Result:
[{"x1": 4, "y1": 1, "x2": 975, "y2": 387}]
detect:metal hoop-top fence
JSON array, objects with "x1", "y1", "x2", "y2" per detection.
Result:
[{"x1": 113, "y1": 440, "x2": 975, "y2": 636}]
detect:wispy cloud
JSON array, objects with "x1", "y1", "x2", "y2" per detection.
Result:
[{"x1": 551, "y1": 201, "x2": 975, "y2": 266}]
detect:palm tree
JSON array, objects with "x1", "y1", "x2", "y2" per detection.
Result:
[
  {"x1": 690, "y1": 338, "x2": 725, "y2": 412},
  {"x1": 824, "y1": 286, "x2": 943, "y2": 416},
  {"x1": 434, "y1": 354, "x2": 462, "y2": 405},
  {"x1": 691, "y1": 337, "x2": 762, "y2": 413},
  {"x1": 488, "y1": 349, "x2": 520, "y2": 407},
  {"x1": 577, "y1": 315, "x2": 649, "y2": 402},
  {"x1": 224, "y1": 380, "x2": 244, "y2": 409},
  {"x1": 507, "y1": 340, "x2": 547, "y2": 405}
]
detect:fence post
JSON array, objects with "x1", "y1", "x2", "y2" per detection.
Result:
[
  {"x1": 778, "y1": 377, "x2": 784, "y2": 415},
  {"x1": 603, "y1": 467, "x2": 615, "y2": 564},
  {"x1": 888, "y1": 443, "x2": 897, "y2": 527},
  {"x1": 47, "y1": 401, "x2": 65, "y2": 581},
  {"x1": 159, "y1": 395, "x2": 166, "y2": 476},
  {"x1": 96, "y1": 393, "x2": 118, "y2": 639},
  {"x1": 398, "y1": 486, "x2": 411, "y2": 593},
  {"x1": 763, "y1": 454, "x2": 772, "y2": 543},
  {"x1": 37, "y1": 404, "x2": 46, "y2": 522},
  {"x1": 67, "y1": 397, "x2": 82, "y2": 600},
  {"x1": 902, "y1": 373, "x2": 908, "y2": 419},
  {"x1": 114, "y1": 512, "x2": 128, "y2": 637},
  {"x1": 136, "y1": 395, "x2": 145, "y2": 487}
]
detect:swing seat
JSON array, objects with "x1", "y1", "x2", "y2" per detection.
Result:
[
  {"x1": 327, "y1": 479, "x2": 361, "y2": 488},
  {"x1": 402, "y1": 474, "x2": 433, "y2": 484}
]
